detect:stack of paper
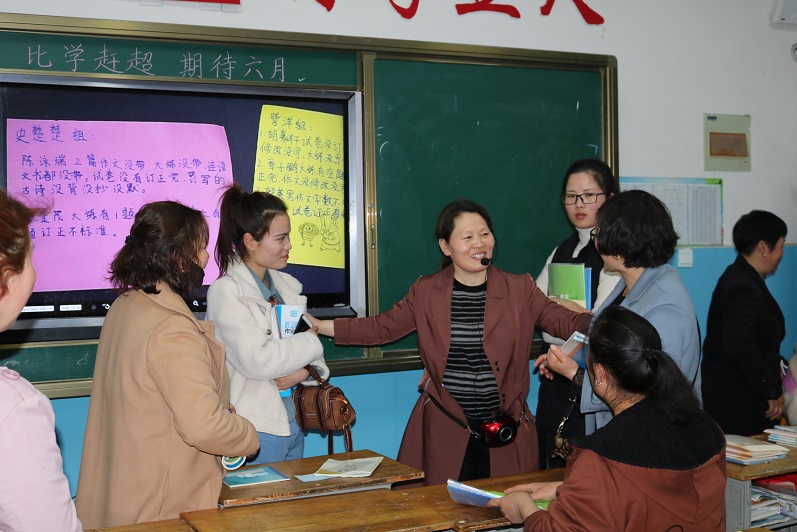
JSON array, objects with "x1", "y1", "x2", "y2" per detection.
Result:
[
  {"x1": 750, "y1": 486, "x2": 796, "y2": 527},
  {"x1": 726, "y1": 435, "x2": 789, "y2": 465},
  {"x1": 295, "y1": 457, "x2": 384, "y2": 482},
  {"x1": 766, "y1": 426, "x2": 797, "y2": 447}
]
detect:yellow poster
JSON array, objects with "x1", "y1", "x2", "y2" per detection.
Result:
[{"x1": 253, "y1": 105, "x2": 345, "y2": 269}]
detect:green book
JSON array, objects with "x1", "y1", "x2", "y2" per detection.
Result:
[{"x1": 548, "y1": 263, "x2": 587, "y2": 309}]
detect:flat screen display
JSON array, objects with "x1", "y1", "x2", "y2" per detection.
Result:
[{"x1": 0, "y1": 75, "x2": 363, "y2": 342}]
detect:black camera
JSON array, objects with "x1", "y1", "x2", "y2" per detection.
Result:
[{"x1": 478, "y1": 415, "x2": 517, "y2": 447}]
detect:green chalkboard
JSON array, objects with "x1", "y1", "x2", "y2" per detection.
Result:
[
  {"x1": 0, "y1": 341, "x2": 96, "y2": 389},
  {"x1": 372, "y1": 58, "x2": 607, "y2": 352}
]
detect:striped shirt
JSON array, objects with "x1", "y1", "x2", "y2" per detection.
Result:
[{"x1": 442, "y1": 279, "x2": 501, "y2": 421}]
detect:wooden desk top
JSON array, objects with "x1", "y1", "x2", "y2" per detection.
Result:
[
  {"x1": 726, "y1": 434, "x2": 797, "y2": 481},
  {"x1": 184, "y1": 468, "x2": 565, "y2": 532},
  {"x1": 86, "y1": 518, "x2": 192, "y2": 531},
  {"x1": 218, "y1": 449, "x2": 423, "y2": 507}
]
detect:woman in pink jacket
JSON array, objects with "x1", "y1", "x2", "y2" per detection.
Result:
[
  {"x1": 314, "y1": 200, "x2": 591, "y2": 486},
  {"x1": 0, "y1": 189, "x2": 82, "y2": 532}
]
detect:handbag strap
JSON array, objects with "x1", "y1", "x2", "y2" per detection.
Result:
[
  {"x1": 304, "y1": 364, "x2": 328, "y2": 387},
  {"x1": 302, "y1": 365, "x2": 353, "y2": 454}
]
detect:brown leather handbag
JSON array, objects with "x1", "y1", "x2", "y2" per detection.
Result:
[{"x1": 293, "y1": 365, "x2": 355, "y2": 454}]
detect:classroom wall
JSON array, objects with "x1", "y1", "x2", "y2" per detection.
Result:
[
  {"x1": 2, "y1": 0, "x2": 796, "y2": 494},
  {"x1": 0, "y1": 0, "x2": 795, "y2": 242}
]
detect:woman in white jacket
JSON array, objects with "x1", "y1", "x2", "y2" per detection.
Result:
[{"x1": 207, "y1": 184, "x2": 328, "y2": 463}]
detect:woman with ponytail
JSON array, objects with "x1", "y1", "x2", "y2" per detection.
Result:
[
  {"x1": 207, "y1": 184, "x2": 328, "y2": 463},
  {"x1": 490, "y1": 306, "x2": 726, "y2": 531}
]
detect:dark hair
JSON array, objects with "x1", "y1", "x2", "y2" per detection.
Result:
[
  {"x1": 110, "y1": 201, "x2": 209, "y2": 297},
  {"x1": 0, "y1": 190, "x2": 48, "y2": 297},
  {"x1": 732, "y1": 210, "x2": 787, "y2": 256},
  {"x1": 594, "y1": 190, "x2": 678, "y2": 268},
  {"x1": 434, "y1": 199, "x2": 494, "y2": 270},
  {"x1": 587, "y1": 306, "x2": 701, "y2": 426},
  {"x1": 561, "y1": 159, "x2": 619, "y2": 197},
  {"x1": 215, "y1": 183, "x2": 288, "y2": 276}
]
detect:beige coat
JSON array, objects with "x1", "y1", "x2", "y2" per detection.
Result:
[{"x1": 76, "y1": 285, "x2": 258, "y2": 529}]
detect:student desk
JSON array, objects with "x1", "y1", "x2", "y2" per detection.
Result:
[
  {"x1": 181, "y1": 469, "x2": 565, "y2": 531},
  {"x1": 726, "y1": 438, "x2": 797, "y2": 532},
  {"x1": 85, "y1": 519, "x2": 193, "y2": 531},
  {"x1": 218, "y1": 449, "x2": 423, "y2": 507}
]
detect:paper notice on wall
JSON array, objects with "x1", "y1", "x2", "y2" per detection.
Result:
[{"x1": 253, "y1": 105, "x2": 345, "y2": 270}]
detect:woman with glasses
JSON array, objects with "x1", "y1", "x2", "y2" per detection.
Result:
[
  {"x1": 206, "y1": 184, "x2": 328, "y2": 464},
  {"x1": 537, "y1": 190, "x2": 701, "y2": 436},
  {"x1": 702, "y1": 210, "x2": 788, "y2": 436},
  {"x1": 311, "y1": 199, "x2": 592, "y2": 487},
  {"x1": 490, "y1": 307, "x2": 726, "y2": 531},
  {"x1": 534, "y1": 159, "x2": 621, "y2": 469}
]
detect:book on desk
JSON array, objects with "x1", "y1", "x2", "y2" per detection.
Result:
[
  {"x1": 223, "y1": 466, "x2": 289, "y2": 488},
  {"x1": 726, "y1": 434, "x2": 789, "y2": 465}
]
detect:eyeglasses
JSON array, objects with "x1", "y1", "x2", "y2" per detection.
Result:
[{"x1": 561, "y1": 192, "x2": 606, "y2": 205}]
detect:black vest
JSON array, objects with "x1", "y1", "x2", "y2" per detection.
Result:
[{"x1": 550, "y1": 231, "x2": 603, "y2": 308}]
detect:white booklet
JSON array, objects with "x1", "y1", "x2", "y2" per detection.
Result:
[{"x1": 315, "y1": 456, "x2": 383, "y2": 478}]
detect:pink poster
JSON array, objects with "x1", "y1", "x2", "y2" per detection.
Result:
[{"x1": 6, "y1": 119, "x2": 231, "y2": 292}]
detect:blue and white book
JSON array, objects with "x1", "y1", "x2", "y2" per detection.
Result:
[
  {"x1": 223, "y1": 465, "x2": 290, "y2": 488},
  {"x1": 447, "y1": 479, "x2": 504, "y2": 507}
]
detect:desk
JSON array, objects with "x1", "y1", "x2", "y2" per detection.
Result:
[
  {"x1": 726, "y1": 437, "x2": 797, "y2": 532},
  {"x1": 182, "y1": 469, "x2": 565, "y2": 531},
  {"x1": 219, "y1": 449, "x2": 423, "y2": 507},
  {"x1": 86, "y1": 519, "x2": 193, "y2": 531}
]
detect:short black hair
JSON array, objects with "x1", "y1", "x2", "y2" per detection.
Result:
[
  {"x1": 561, "y1": 158, "x2": 619, "y2": 197},
  {"x1": 595, "y1": 190, "x2": 678, "y2": 268},
  {"x1": 588, "y1": 306, "x2": 702, "y2": 426},
  {"x1": 732, "y1": 210, "x2": 787, "y2": 256}
]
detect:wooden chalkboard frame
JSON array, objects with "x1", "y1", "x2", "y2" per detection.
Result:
[{"x1": 0, "y1": 14, "x2": 617, "y2": 398}]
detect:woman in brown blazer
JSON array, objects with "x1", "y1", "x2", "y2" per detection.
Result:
[
  {"x1": 313, "y1": 200, "x2": 591, "y2": 486},
  {"x1": 76, "y1": 201, "x2": 258, "y2": 529}
]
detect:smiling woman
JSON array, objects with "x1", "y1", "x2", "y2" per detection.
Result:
[{"x1": 311, "y1": 199, "x2": 593, "y2": 486}]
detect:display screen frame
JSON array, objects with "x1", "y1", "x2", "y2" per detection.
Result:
[{"x1": 0, "y1": 73, "x2": 365, "y2": 344}]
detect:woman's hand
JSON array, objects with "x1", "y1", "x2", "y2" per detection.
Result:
[
  {"x1": 534, "y1": 345, "x2": 579, "y2": 381},
  {"x1": 505, "y1": 481, "x2": 561, "y2": 501},
  {"x1": 551, "y1": 297, "x2": 590, "y2": 314},
  {"x1": 275, "y1": 368, "x2": 311, "y2": 390},
  {"x1": 307, "y1": 313, "x2": 335, "y2": 337},
  {"x1": 487, "y1": 492, "x2": 540, "y2": 524},
  {"x1": 534, "y1": 354, "x2": 555, "y2": 380},
  {"x1": 766, "y1": 394, "x2": 785, "y2": 421}
]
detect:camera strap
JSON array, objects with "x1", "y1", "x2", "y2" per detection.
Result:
[
  {"x1": 425, "y1": 390, "x2": 525, "y2": 439},
  {"x1": 426, "y1": 391, "x2": 481, "y2": 438}
]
